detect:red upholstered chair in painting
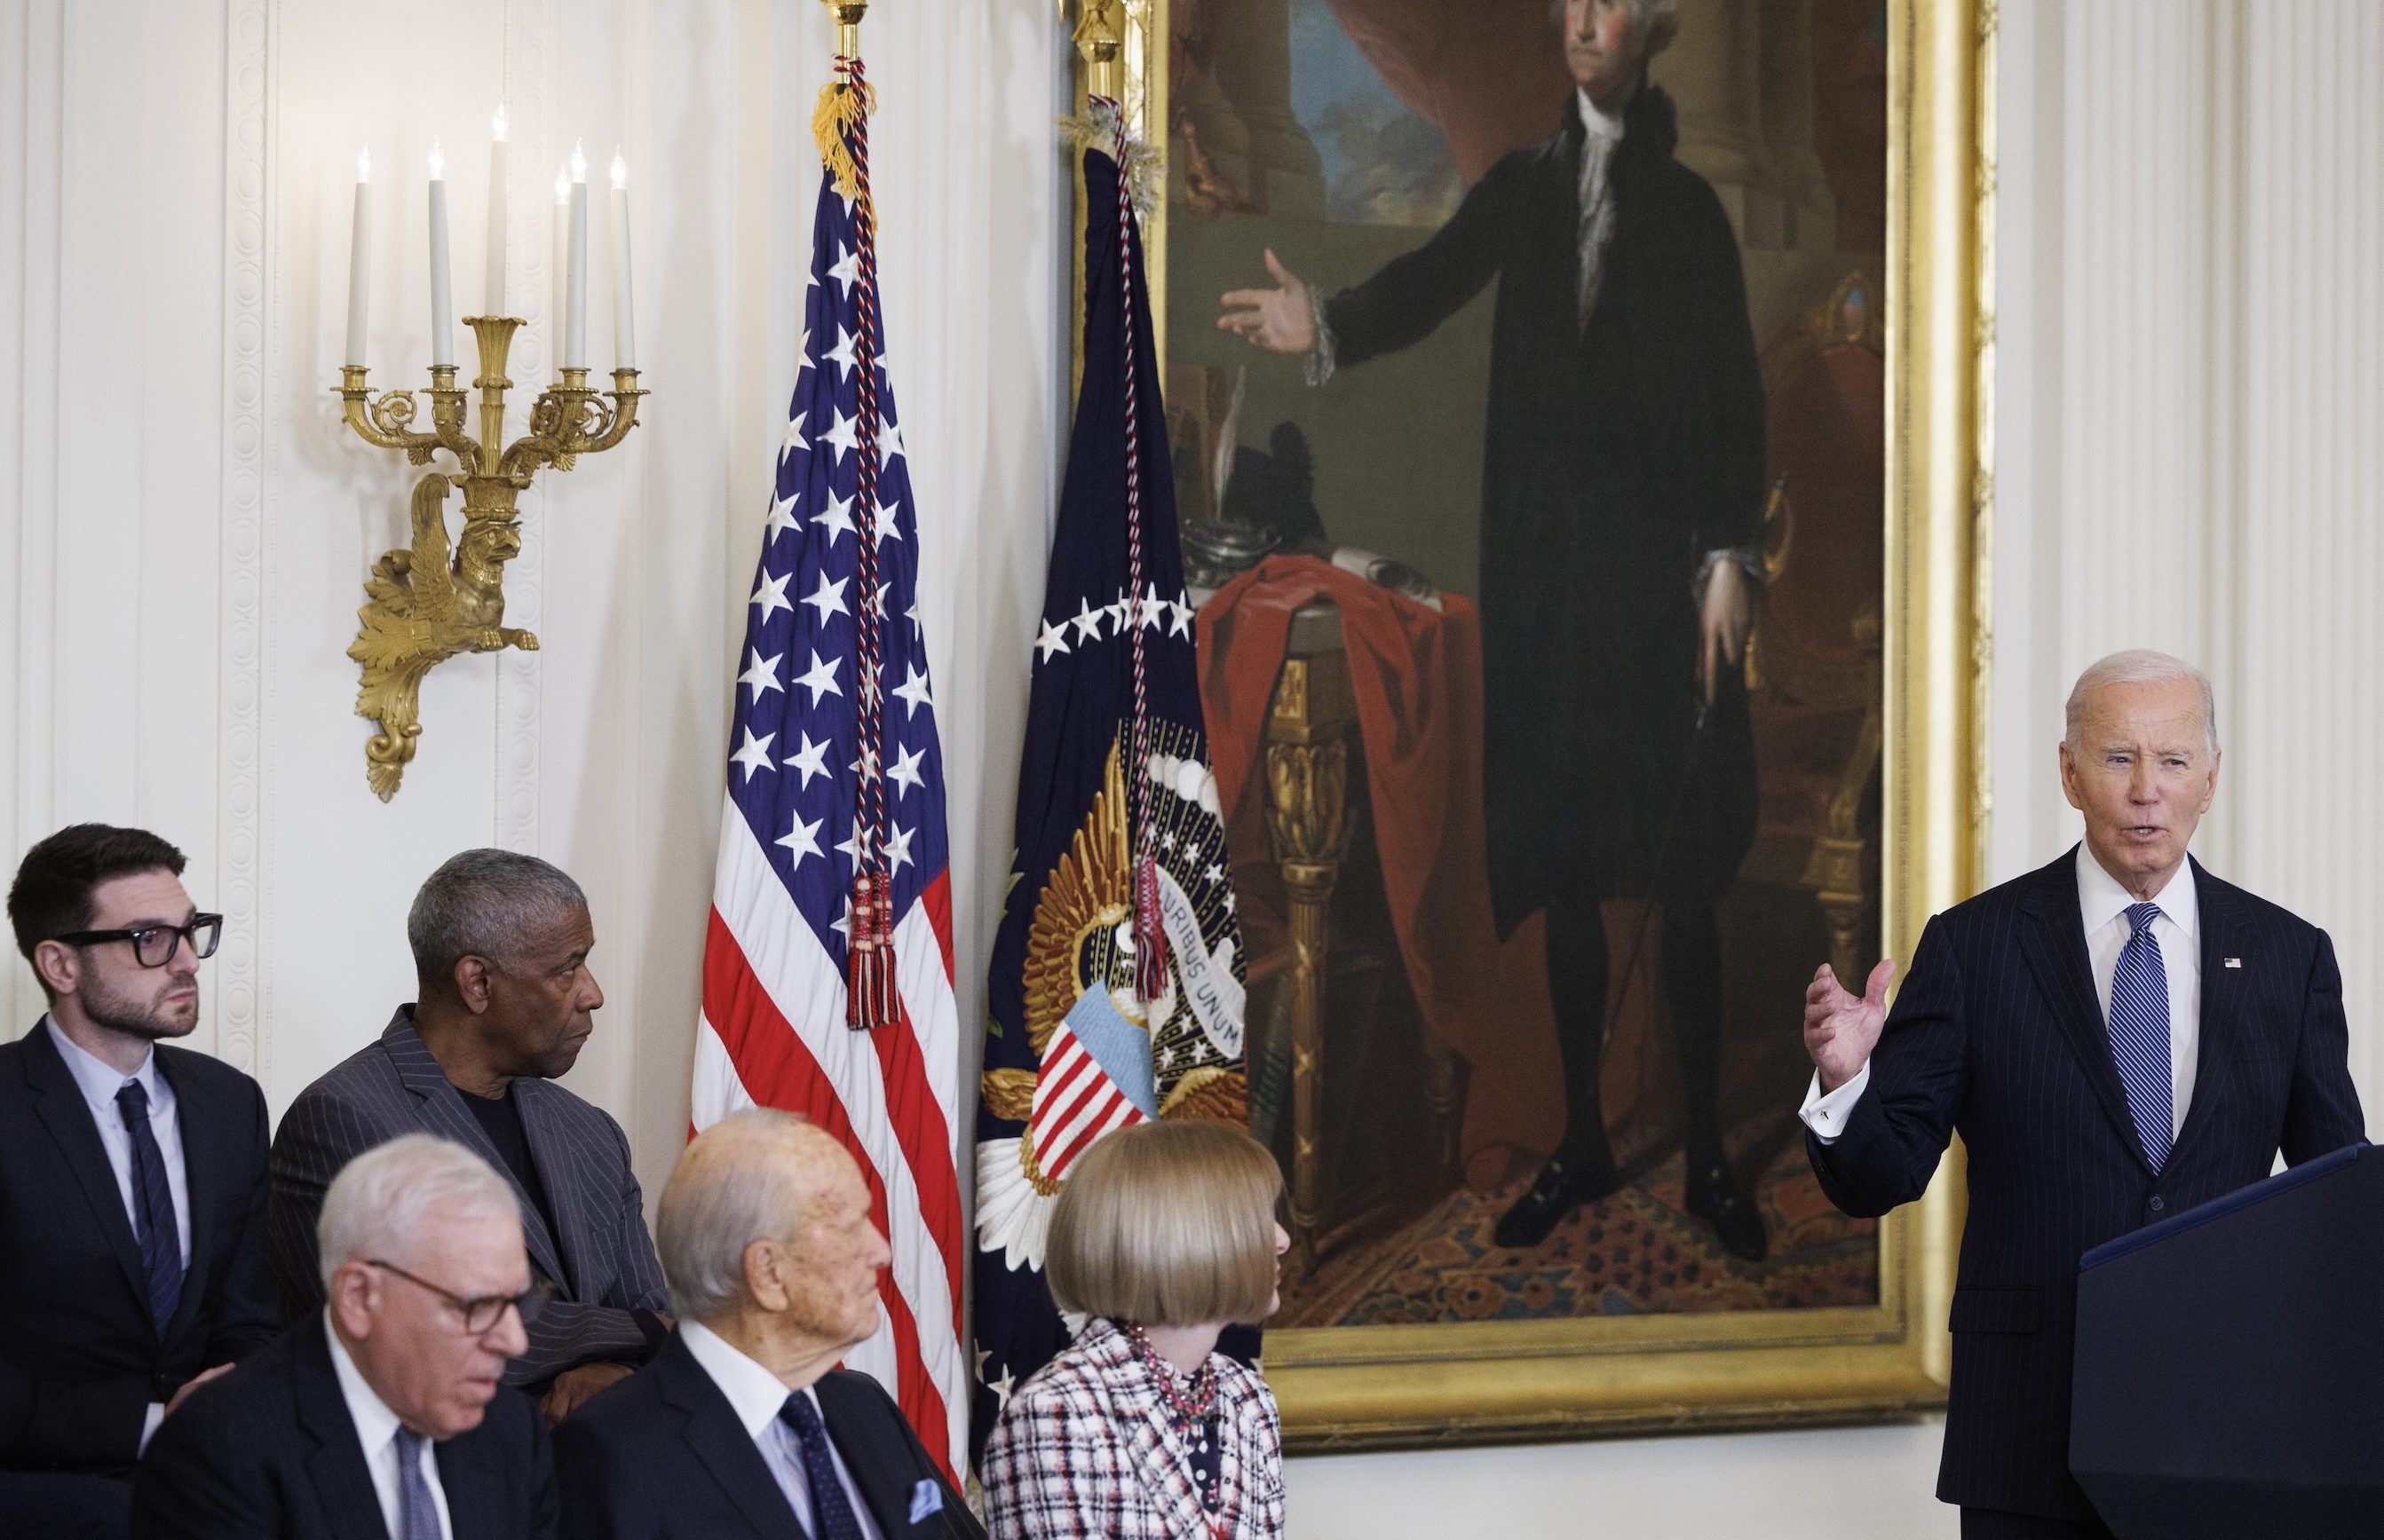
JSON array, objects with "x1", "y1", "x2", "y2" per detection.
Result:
[{"x1": 1745, "y1": 272, "x2": 1885, "y2": 983}]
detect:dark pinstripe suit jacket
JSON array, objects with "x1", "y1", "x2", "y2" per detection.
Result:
[
  {"x1": 265, "y1": 1010, "x2": 669, "y2": 1387},
  {"x1": 1809, "y1": 849, "x2": 2365, "y2": 1520}
]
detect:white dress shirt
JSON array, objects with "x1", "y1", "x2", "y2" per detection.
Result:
[
  {"x1": 46, "y1": 1016, "x2": 192, "y2": 1268},
  {"x1": 326, "y1": 1313, "x2": 454, "y2": 1540},
  {"x1": 1802, "y1": 845, "x2": 2203, "y2": 1142},
  {"x1": 680, "y1": 1321, "x2": 884, "y2": 1540},
  {"x1": 47, "y1": 1016, "x2": 194, "y2": 1453}
]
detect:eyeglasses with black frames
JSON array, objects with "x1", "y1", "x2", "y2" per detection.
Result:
[
  {"x1": 365, "y1": 1260, "x2": 554, "y2": 1335},
  {"x1": 50, "y1": 913, "x2": 224, "y2": 968}
]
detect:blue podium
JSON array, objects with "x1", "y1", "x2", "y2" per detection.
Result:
[{"x1": 2071, "y1": 1141, "x2": 2384, "y2": 1538}]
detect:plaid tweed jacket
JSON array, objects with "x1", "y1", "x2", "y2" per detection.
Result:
[{"x1": 980, "y1": 1322, "x2": 1285, "y2": 1540}]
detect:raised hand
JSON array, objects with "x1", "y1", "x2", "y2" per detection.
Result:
[
  {"x1": 1804, "y1": 958, "x2": 1895, "y2": 1093},
  {"x1": 1216, "y1": 249, "x2": 1318, "y2": 355}
]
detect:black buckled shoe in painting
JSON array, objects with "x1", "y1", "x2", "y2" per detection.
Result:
[
  {"x1": 1683, "y1": 1156, "x2": 1769, "y2": 1262},
  {"x1": 1493, "y1": 1147, "x2": 1626, "y2": 1250}
]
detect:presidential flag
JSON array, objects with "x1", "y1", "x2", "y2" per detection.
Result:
[
  {"x1": 692, "y1": 55, "x2": 966, "y2": 1479},
  {"x1": 971, "y1": 102, "x2": 1252, "y2": 1454}
]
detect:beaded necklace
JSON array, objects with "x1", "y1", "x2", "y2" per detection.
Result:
[{"x1": 1123, "y1": 1323, "x2": 1229, "y2": 1537}]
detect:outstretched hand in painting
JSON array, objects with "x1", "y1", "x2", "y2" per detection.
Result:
[{"x1": 1217, "y1": 249, "x2": 1317, "y2": 354}]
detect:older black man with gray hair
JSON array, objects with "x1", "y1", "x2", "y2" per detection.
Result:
[
  {"x1": 554, "y1": 1109, "x2": 982, "y2": 1540},
  {"x1": 1798, "y1": 650, "x2": 2365, "y2": 1538},
  {"x1": 268, "y1": 849, "x2": 669, "y2": 1424}
]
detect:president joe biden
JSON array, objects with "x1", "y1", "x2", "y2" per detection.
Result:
[{"x1": 1798, "y1": 650, "x2": 2364, "y2": 1538}]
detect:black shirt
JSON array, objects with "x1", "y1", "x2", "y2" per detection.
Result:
[{"x1": 462, "y1": 1083, "x2": 563, "y2": 1257}]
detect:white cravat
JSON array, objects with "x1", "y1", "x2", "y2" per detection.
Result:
[
  {"x1": 679, "y1": 1321, "x2": 884, "y2": 1540},
  {"x1": 1801, "y1": 845, "x2": 2203, "y2": 1141},
  {"x1": 1573, "y1": 86, "x2": 1628, "y2": 327},
  {"x1": 326, "y1": 1315, "x2": 455, "y2": 1540}
]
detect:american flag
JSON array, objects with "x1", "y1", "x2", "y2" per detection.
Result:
[{"x1": 693, "y1": 64, "x2": 966, "y2": 1481}]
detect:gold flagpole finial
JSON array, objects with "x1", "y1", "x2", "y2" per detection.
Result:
[
  {"x1": 822, "y1": 0, "x2": 867, "y2": 56},
  {"x1": 1073, "y1": 0, "x2": 1124, "y2": 103}
]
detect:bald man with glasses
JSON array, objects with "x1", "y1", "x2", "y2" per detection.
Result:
[{"x1": 0, "y1": 824, "x2": 278, "y2": 1540}]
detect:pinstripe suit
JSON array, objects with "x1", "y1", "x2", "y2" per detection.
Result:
[
  {"x1": 1810, "y1": 849, "x2": 2365, "y2": 1522},
  {"x1": 266, "y1": 1010, "x2": 669, "y2": 1387}
]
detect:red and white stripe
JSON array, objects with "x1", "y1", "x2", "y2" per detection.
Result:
[
  {"x1": 1029, "y1": 1023, "x2": 1148, "y2": 1182},
  {"x1": 693, "y1": 799, "x2": 968, "y2": 1481}
]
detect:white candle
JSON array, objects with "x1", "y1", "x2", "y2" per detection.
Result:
[
  {"x1": 551, "y1": 166, "x2": 570, "y2": 376},
  {"x1": 483, "y1": 106, "x2": 509, "y2": 317},
  {"x1": 427, "y1": 138, "x2": 455, "y2": 367},
  {"x1": 565, "y1": 141, "x2": 588, "y2": 369},
  {"x1": 345, "y1": 146, "x2": 371, "y2": 367},
  {"x1": 608, "y1": 151, "x2": 635, "y2": 370}
]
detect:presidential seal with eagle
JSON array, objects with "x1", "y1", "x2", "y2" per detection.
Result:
[{"x1": 976, "y1": 726, "x2": 1250, "y2": 1274}]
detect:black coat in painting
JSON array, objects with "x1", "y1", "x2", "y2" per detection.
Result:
[{"x1": 1321, "y1": 86, "x2": 1764, "y2": 933}]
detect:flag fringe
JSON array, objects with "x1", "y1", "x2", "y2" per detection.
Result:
[
  {"x1": 1059, "y1": 101, "x2": 1161, "y2": 223},
  {"x1": 814, "y1": 75, "x2": 878, "y2": 197}
]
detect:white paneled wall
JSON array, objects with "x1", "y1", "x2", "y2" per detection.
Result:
[{"x1": 6, "y1": 1, "x2": 2382, "y2": 1536}]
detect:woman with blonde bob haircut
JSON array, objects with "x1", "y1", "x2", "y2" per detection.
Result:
[{"x1": 983, "y1": 1119, "x2": 1289, "y2": 1538}]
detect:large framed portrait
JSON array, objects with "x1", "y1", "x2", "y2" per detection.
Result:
[{"x1": 1068, "y1": 0, "x2": 1989, "y2": 1448}]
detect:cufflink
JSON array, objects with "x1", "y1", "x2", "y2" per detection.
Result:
[{"x1": 908, "y1": 1479, "x2": 943, "y2": 1522}]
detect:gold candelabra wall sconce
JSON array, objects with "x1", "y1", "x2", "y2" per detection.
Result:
[{"x1": 335, "y1": 319, "x2": 643, "y2": 800}]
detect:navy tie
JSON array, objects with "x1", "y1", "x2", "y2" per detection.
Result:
[
  {"x1": 114, "y1": 1079, "x2": 183, "y2": 1332},
  {"x1": 2109, "y1": 902, "x2": 2174, "y2": 1173},
  {"x1": 780, "y1": 1393, "x2": 865, "y2": 1540},
  {"x1": 392, "y1": 1427, "x2": 441, "y2": 1540}
]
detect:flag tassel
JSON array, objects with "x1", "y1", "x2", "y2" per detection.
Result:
[
  {"x1": 1133, "y1": 854, "x2": 1170, "y2": 1007},
  {"x1": 847, "y1": 871, "x2": 899, "y2": 1030}
]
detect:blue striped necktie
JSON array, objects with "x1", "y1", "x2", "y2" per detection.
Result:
[
  {"x1": 2108, "y1": 901, "x2": 2174, "y2": 1173},
  {"x1": 114, "y1": 1079, "x2": 183, "y2": 1332}
]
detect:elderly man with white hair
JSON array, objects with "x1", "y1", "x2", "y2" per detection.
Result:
[
  {"x1": 1797, "y1": 650, "x2": 2365, "y2": 1539},
  {"x1": 131, "y1": 1134, "x2": 558, "y2": 1540},
  {"x1": 553, "y1": 1110, "x2": 981, "y2": 1540}
]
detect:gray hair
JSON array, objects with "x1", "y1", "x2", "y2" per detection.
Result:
[
  {"x1": 408, "y1": 848, "x2": 588, "y2": 994},
  {"x1": 1548, "y1": 0, "x2": 1683, "y2": 58},
  {"x1": 2064, "y1": 650, "x2": 2220, "y2": 755},
  {"x1": 317, "y1": 1133, "x2": 519, "y2": 1290},
  {"x1": 655, "y1": 1108, "x2": 817, "y2": 1324}
]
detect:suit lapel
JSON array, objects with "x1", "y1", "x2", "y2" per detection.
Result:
[
  {"x1": 21, "y1": 1024, "x2": 151, "y2": 1321},
  {"x1": 2016, "y1": 854, "x2": 2154, "y2": 1174},
  {"x1": 656, "y1": 1335, "x2": 808, "y2": 1540},
  {"x1": 2170, "y1": 860, "x2": 2244, "y2": 1164},
  {"x1": 381, "y1": 1015, "x2": 570, "y2": 1288},
  {"x1": 293, "y1": 1324, "x2": 398, "y2": 1540},
  {"x1": 156, "y1": 1048, "x2": 218, "y2": 1349},
  {"x1": 510, "y1": 1078, "x2": 584, "y2": 1296}
]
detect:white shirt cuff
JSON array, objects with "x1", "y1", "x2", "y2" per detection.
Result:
[
  {"x1": 139, "y1": 1401, "x2": 165, "y2": 1455},
  {"x1": 1798, "y1": 1062, "x2": 1871, "y2": 1144}
]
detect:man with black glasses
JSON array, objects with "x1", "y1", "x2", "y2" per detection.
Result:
[
  {"x1": 0, "y1": 823, "x2": 277, "y2": 1539},
  {"x1": 134, "y1": 1134, "x2": 558, "y2": 1539}
]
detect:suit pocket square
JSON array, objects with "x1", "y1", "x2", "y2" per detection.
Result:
[{"x1": 908, "y1": 1478, "x2": 943, "y2": 1523}]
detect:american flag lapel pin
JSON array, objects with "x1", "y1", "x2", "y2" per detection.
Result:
[{"x1": 2224, "y1": 957, "x2": 2243, "y2": 968}]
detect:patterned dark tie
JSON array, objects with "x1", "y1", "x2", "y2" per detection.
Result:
[
  {"x1": 780, "y1": 1393, "x2": 866, "y2": 1540},
  {"x1": 2108, "y1": 901, "x2": 2174, "y2": 1173},
  {"x1": 114, "y1": 1079, "x2": 183, "y2": 1332},
  {"x1": 393, "y1": 1427, "x2": 441, "y2": 1540}
]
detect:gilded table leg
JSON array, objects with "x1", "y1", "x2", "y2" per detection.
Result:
[{"x1": 1261, "y1": 649, "x2": 1357, "y2": 1278}]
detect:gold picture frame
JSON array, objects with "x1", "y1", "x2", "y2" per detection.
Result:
[{"x1": 1067, "y1": 0, "x2": 1991, "y2": 1449}]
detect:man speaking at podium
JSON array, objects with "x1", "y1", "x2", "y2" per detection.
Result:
[{"x1": 1798, "y1": 651, "x2": 2365, "y2": 1539}]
